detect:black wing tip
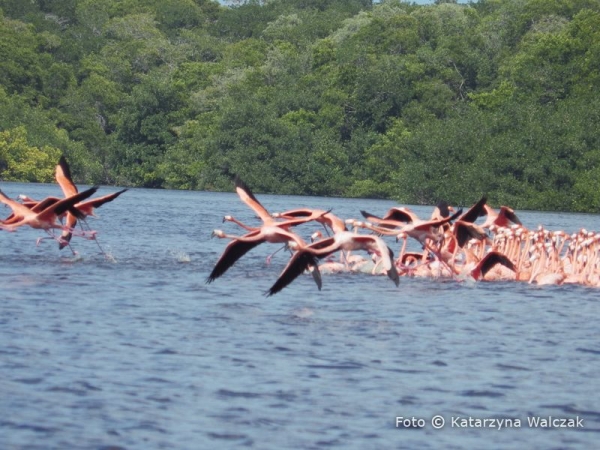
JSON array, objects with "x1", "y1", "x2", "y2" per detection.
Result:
[
  {"x1": 265, "y1": 283, "x2": 283, "y2": 297},
  {"x1": 54, "y1": 186, "x2": 99, "y2": 216},
  {"x1": 58, "y1": 233, "x2": 72, "y2": 250},
  {"x1": 455, "y1": 223, "x2": 470, "y2": 247},
  {"x1": 311, "y1": 261, "x2": 323, "y2": 291},
  {"x1": 83, "y1": 186, "x2": 100, "y2": 199},
  {"x1": 266, "y1": 252, "x2": 319, "y2": 297},
  {"x1": 233, "y1": 174, "x2": 247, "y2": 190},
  {"x1": 73, "y1": 210, "x2": 85, "y2": 221},
  {"x1": 58, "y1": 155, "x2": 74, "y2": 178},
  {"x1": 360, "y1": 210, "x2": 378, "y2": 219},
  {"x1": 449, "y1": 208, "x2": 463, "y2": 221},
  {"x1": 458, "y1": 195, "x2": 488, "y2": 223},
  {"x1": 265, "y1": 288, "x2": 276, "y2": 297},
  {"x1": 480, "y1": 252, "x2": 516, "y2": 278},
  {"x1": 478, "y1": 196, "x2": 489, "y2": 217},
  {"x1": 472, "y1": 195, "x2": 489, "y2": 217},
  {"x1": 436, "y1": 200, "x2": 450, "y2": 217},
  {"x1": 500, "y1": 254, "x2": 516, "y2": 272},
  {"x1": 205, "y1": 268, "x2": 223, "y2": 284},
  {"x1": 233, "y1": 175, "x2": 261, "y2": 202},
  {"x1": 233, "y1": 174, "x2": 249, "y2": 194},
  {"x1": 472, "y1": 195, "x2": 488, "y2": 212},
  {"x1": 506, "y1": 209, "x2": 522, "y2": 225},
  {"x1": 387, "y1": 247, "x2": 400, "y2": 286}
]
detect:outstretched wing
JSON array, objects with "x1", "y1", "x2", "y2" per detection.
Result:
[
  {"x1": 360, "y1": 210, "x2": 397, "y2": 229},
  {"x1": 234, "y1": 176, "x2": 272, "y2": 223},
  {"x1": 454, "y1": 221, "x2": 487, "y2": 248},
  {"x1": 77, "y1": 188, "x2": 128, "y2": 211},
  {"x1": 0, "y1": 190, "x2": 34, "y2": 218},
  {"x1": 383, "y1": 207, "x2": 418, "y2": 224},
  {"x1": 460, "y1": 196, "x2": 487, "y2": 223},
  {"x1": 266, "y1": 251, "x2": 320, "y2": 296},
  {"x1": 477, "y1": 252, "x2": 515, "y2": 279},
  {"x1": 501, "y1": 207, "x2": 522, "y2": 226},
  {"x1": 206, "y1": 233, "x2": 263, "y2": 283},
  {"x1": 55, "y1": 156, "x2": 78, "y2": 197},
  {"x1": 37, "y1": 186, "x2": 99, "y2": 222}
]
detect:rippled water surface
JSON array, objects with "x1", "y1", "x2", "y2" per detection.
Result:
[{"x1": 1, "y1": 183, "x2": 599, "y2": 449}]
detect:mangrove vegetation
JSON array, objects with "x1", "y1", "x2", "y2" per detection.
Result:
[{"x1": 1, "y1": 0, "x2": 600, "y2": 211}]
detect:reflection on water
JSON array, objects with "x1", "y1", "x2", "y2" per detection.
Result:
[{"x1": 1, "y1": 182, "x2": 599, "y2": 449}]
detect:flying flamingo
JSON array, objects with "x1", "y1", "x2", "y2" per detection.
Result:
[
  {"x1": 266, "y1": 233, "x2": 400, "y2": 296},
  {"x1": 54, "y1": 156, "x2": 128, "y2": 249},
  {"x1": 0, "y1": 187, "x2": 99, "y2": 243},
  {"x1": 206, "y1": 176, "x2": 328, "y2": 284},
  {"x1": 481, "y1": 204, "x2": 522, "y2": 229},
  {"x1": 2, "y1": 196, "x2": 65, "y2": 225},
  {"x1": 273, "y1": 208, "x2": 352, "y2": 264},
  {"x1": 457, "y1": 196, "x2": 488, "y2": 223},
  {"x1": 207, "y1": 227, "x2": 322, "y2": 287},
  {"x1": 272, "y1": 208, "x2": 348, "y2": 235},
  {"x1": 391, "y1": 209, "x2": 463, "y2": 245}
]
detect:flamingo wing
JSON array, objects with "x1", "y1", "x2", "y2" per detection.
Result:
[
  {"x1": 55, "y1": 156, "x2": 78, "y2": 197},
  {"x1": 459, "y1": 196, "x2": 487, "y2": 223},
  {"x1": 37, "y1": 186, "x2": 99, "y2": 223},
  {"x1": 383, "y1": 207, "x2": 417, "y2": 223},
  {"x1": 266, "y1": 251, "x2": 321, "y2": 296},
  {"x1": 454, "y1": 221, "x2": 488, "y2": 248},
  {"x1": 234, "y1": 176, "x2": 272, "y2": 223},
  {"x1": 353, "y1": 236, "x2": 399, "y2": 286},
  {"x1": 58, "y1": 213, "x2": 78, "y2": 250},
  {"x1": 76, "y1": 188, "x2": 128, "y2": 214},
  {"x1": 501, "y1": 207, "x2": 522, "y2": 226},
  {"x1": 360, "y1": 211, "x2": 399, "y2": 229},
  {"x1": 206, "y1": 233, "x2": 264, "y2": 283},
  {"x1": 475, "y1": 252, "x2": 515, "y2": 279},
  {"x1": 0, "y1": 190, "x2": 35, "y2": 218}
]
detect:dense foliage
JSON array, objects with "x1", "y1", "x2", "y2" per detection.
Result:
[{"x1": 1, "y1": 0, "x2": 599, "y2": 211}]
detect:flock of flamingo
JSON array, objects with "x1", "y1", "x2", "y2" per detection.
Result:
[
  {"x1": 0, "y1": 156, "x2": 127, "y2": 255},
  {"x1": 2, "y1": 161, "x2": 599, "y2": 292},
  {"x1": 207, "y1": 176, "x2": 600, "y2": 295}
]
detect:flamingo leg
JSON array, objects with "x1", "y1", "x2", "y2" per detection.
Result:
[{"x1": 265, "y1": 244, "x2": 289, "y2": 265}]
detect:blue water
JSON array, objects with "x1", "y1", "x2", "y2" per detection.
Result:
[{"x1": 1, "y1": 182, "x2": 599, "y2": 450}]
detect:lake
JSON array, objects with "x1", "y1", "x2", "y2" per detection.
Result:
[{"x1": 1, "y1": 182, "x2": 599, "y2": 449}]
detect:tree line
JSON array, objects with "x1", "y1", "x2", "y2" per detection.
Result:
[{"x1": 1, "y1": 0, "x2": 599, "y2": 212}]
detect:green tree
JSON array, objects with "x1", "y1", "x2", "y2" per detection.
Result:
[{"x1": 0, "y1": 126, "x2": 61, "y2": 182}]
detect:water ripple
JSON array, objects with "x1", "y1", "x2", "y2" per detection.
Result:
[{"x1": 1, "y1": 185, "x2": 599, "y2": 449}]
